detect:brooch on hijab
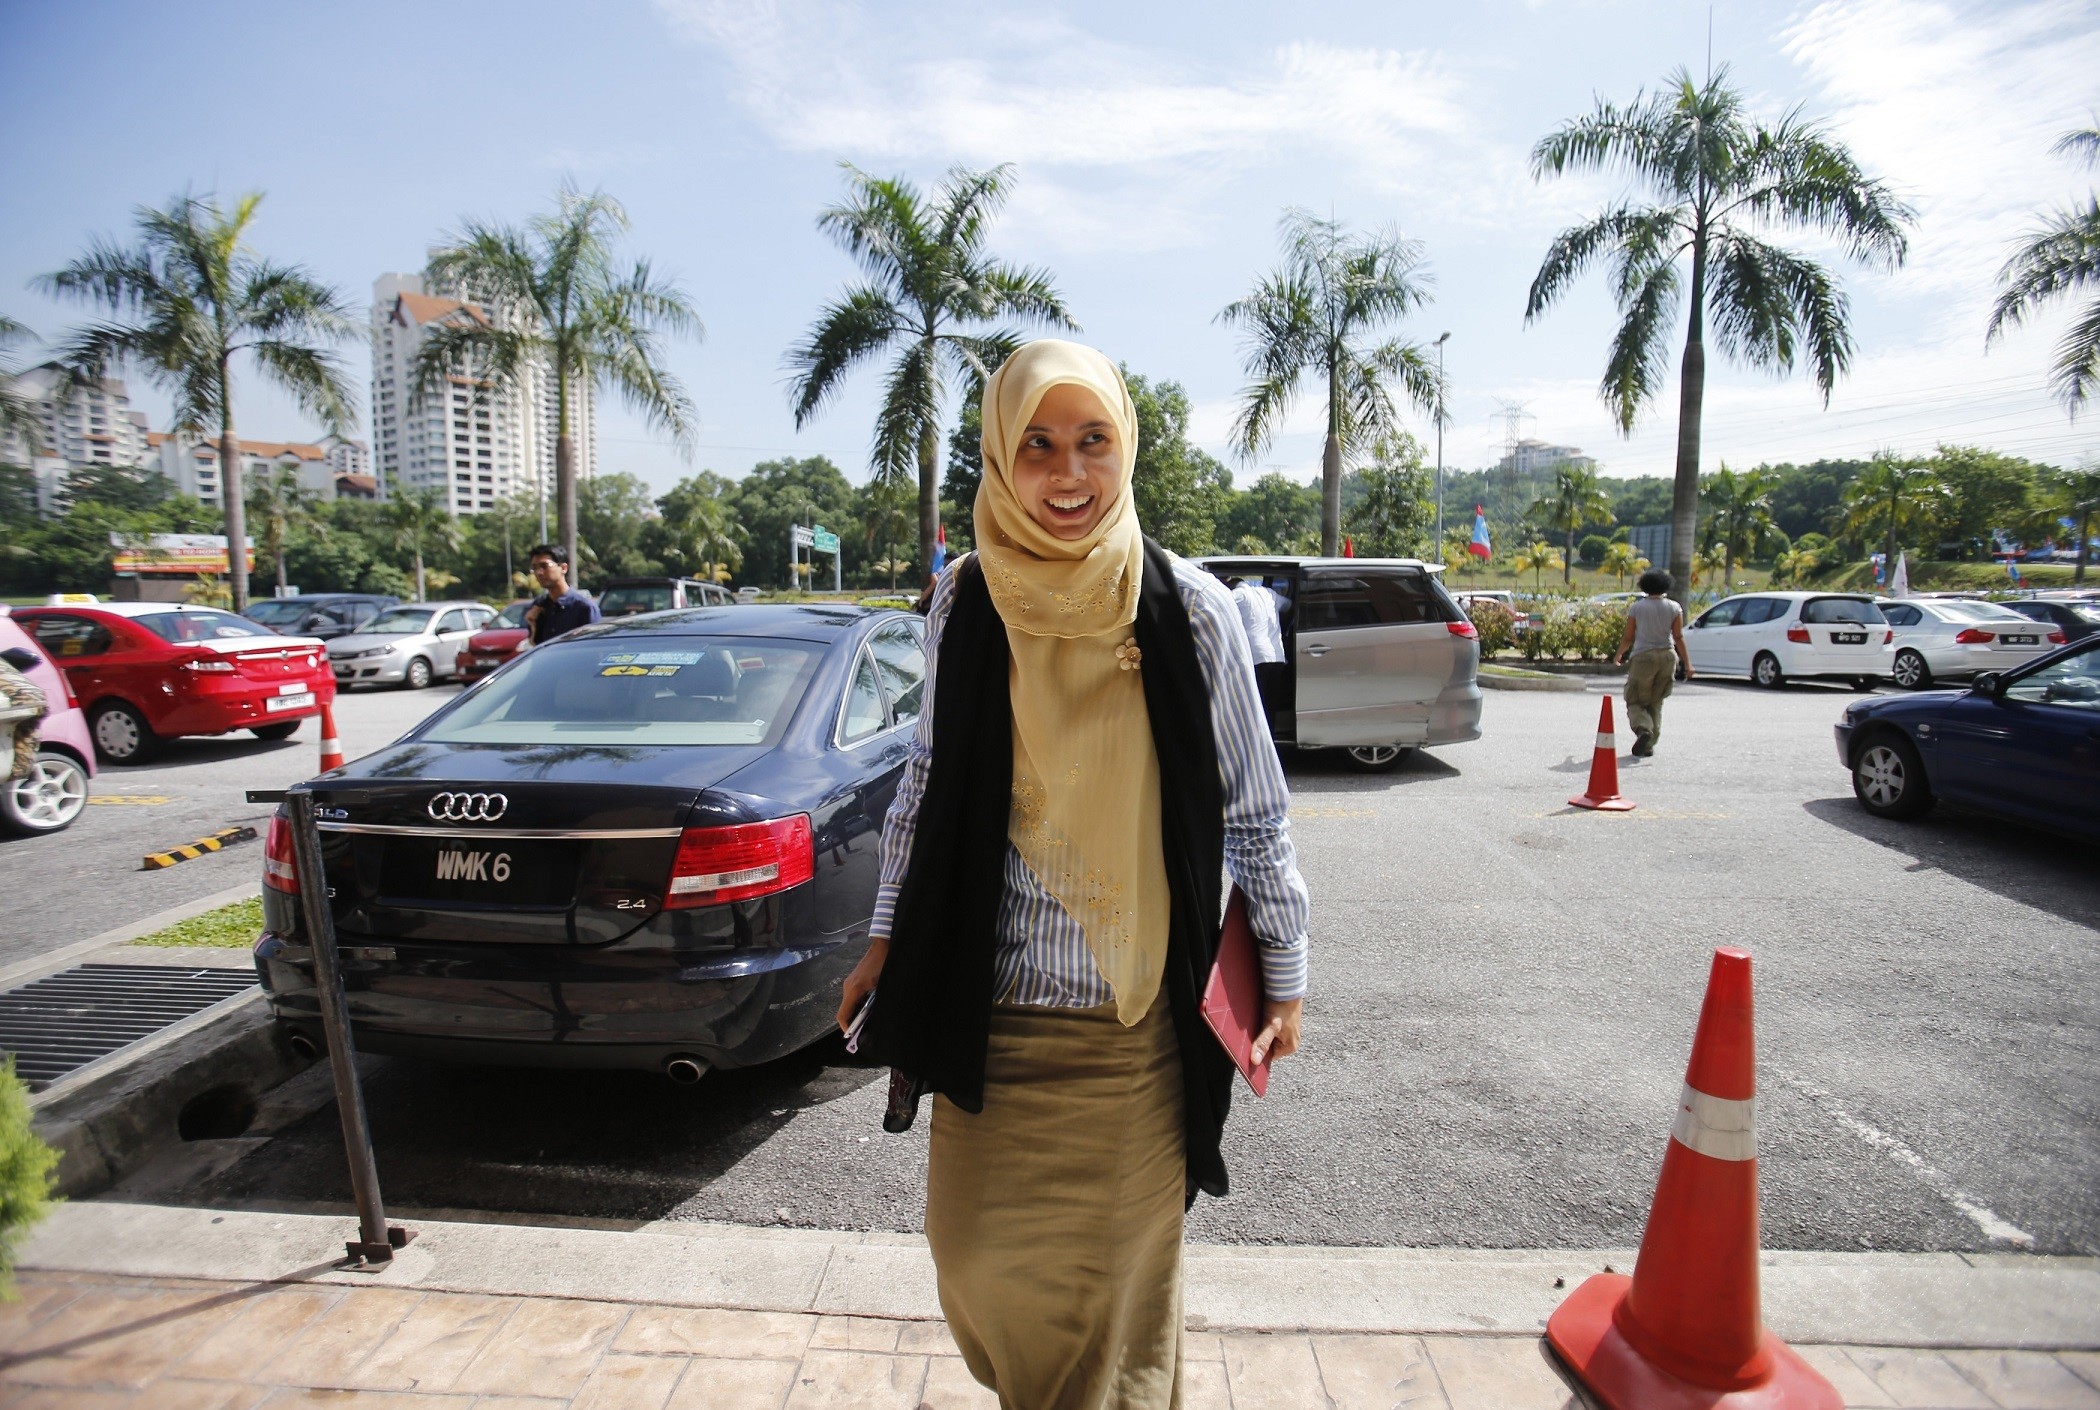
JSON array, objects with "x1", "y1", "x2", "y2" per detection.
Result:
[{"x1": 1116, "y1": 638, "x2": 1142, "y2": 671}]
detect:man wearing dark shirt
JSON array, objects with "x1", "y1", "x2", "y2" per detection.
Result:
[{"x1": 525, "y1": 543, "x2": 600, "y2": 645}]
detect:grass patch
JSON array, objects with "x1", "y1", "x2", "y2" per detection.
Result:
[{"x1": 129, "y1": 895, "x2": 263, "y2": 949}]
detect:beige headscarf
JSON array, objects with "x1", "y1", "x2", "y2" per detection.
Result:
[{"x1": 973, "y1": 340, "x2": 1168, "y2": 1025}]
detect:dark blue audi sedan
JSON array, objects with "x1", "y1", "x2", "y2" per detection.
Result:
[
  {"x1": 254, "y1": 604, "x2": 925, "y2": 1079},
  {"x1": 1835, "y1": 634, "x2": 2100, "y2": 840}
]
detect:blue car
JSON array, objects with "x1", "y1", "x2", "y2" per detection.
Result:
[
  {"x1": 254, "y1": 604, "x2": 925, "y2": 1079},
  {"x1": 1835, "y1": 635, "x2": 2100, "y2": 839}
]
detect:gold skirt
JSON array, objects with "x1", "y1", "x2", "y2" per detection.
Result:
[{"x1": 925, "y1": 1000, "x2": 1187, "y2": 1410}]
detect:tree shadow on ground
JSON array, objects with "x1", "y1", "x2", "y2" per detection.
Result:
[{"x1": 1802, "y1": 795, "x2": 2100, "y2": 927}]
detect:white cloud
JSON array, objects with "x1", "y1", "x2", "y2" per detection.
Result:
[{"x1": 651, "y1": 0, "x2": 1495, "y2": 249}]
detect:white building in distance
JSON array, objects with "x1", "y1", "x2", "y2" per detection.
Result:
[
  {"x1": 1, "y1": 364, "x2": 155, "y2": 514},
  {"x1": 1497, "y1": 439, "x2": 1598, "y2": 478},
  {"x1": 369, "y1": 272, "x2": 595, "y2": 517},
  {"x1": 148, "y1": 433, "x2": 375, "y2": 508}
]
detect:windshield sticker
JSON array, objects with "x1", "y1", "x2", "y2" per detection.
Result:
[
  {"x1": 736, "y1": 656, "x2": 766, "y2": 670},
  {"x1": 599, "y1": 650, "x2": 703, "y2": 668}
]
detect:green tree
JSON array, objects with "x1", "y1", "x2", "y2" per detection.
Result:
[
  {"x1": 1989, "y1": 125, "x2": 2100, "y2": 414},
  {"x1": 1524, "y1": 66, "x2": 1913, "y2": 605},
  {"x1": 1527, "y1": 463, "x2": 1614, "y2": 583},
  {"x1": 854, "y1": 476, "x2": 913, "y2": 589},
  {"x1": 247, "y1": 464, "x2": 328, "y2": 598},
  {"x1": 60, "y1": 462, "x2": 175, "y2": 512},
  {"x1": 1601, "y1": 540, "x2": 1650, "y2": 588},
  {"x1": 722, "y1": 456, "x2": 858, "y2": 589},
  {"x1": 1701, "y1": 464, "x2": 1780, "y2": 582},
  {"x1": 943, "y1": 395, "x2": 985, "y2": 513},
  {"x1": 0, "y1": 1056, "x2": 59, "y2": 1295},
  {"x1": 416, "y1": 184, "x2": 699, "y2": 577},
  {"x1": 0, "y1": 317, "x2": 46, "y2": 457},
  {"x1": 1126, "y1": 370, "x2": 1232, "y2": 556},
  {"x1": 576, "y1": 472, "x2": 663, "y2": 580},
  {"x1": 1342, "y1": 432, "x2": 1435, "y2": 559},
  {"x1": 40, "y1": 192, "x2": 357, "y2": 612},
  {"x1": 385, "y1": 486, "x2": 461, "y2": 601},
  {"x1": 1925, "y1": 445, "x2": 2047, "y2": 557},
  {"x1": 789, "y1": 164, "x2": 1074, "y2": 583},
  {"x1": 1219, "y1": 209, "x2": 1441, "y2": 556},
  {"x1": 1771, "y1": 544, "x2": 1820, "y2": 585},
  {"x1": 682, "y1": 481, "x2": 748, "y2": 587},
  {"x1": 1218, "y1": 472, "x2": 1321, "y2": 554},
  {"x1": 1839, "y1": 453, "x2": 1948, "y2": 567},
  {"x1": 2052, "y1": 461, "x2": 2100, "y2": 583},
  {"x1": 1512, "y1": 540, "x2": 1564, "y2": 591}
]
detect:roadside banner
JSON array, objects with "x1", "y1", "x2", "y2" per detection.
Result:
[
  {"x1": 1890, "y1": 551, "x2": 1911, "y2": 598},
  {"x1": 109, "y1": 532, "x2": 254, "y2": 575}
]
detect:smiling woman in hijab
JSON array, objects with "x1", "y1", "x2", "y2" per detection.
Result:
[{"x1": 839, "y1": 340, "x2": 1311, "y2": 1409}]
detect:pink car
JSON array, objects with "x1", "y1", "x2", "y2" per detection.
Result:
[{"x1": 0, "y1": 607, "x2": 95, "y2": 836}]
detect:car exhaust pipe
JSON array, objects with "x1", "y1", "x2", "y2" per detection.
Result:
[
  {"x1": 664, "y1": 1056, "x2": 708, "y2": 1086},
  {"x1": 287, "y1": 1032, "x2": 322, "y2": 1061}
]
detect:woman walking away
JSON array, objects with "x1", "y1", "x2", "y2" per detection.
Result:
[
  {"x1": 840, "y1": 340, "x2": 1311, "y2": 1410},
  {"x1": 1612, "y1": 569, "x2": 1695, "y2": 756}
]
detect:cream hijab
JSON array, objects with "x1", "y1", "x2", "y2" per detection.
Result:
[{"x1": 973, "y1": 340, "x2": 1168, "y2": 1025}]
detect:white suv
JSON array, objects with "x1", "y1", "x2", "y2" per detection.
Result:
[{"x1": 1684, "y1": 592, "x2": 1892, "y2": 690}]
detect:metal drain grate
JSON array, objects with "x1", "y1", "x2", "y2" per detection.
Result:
[{"x1": 0, "y1": 964, "x2": 258, "y2": 1090}]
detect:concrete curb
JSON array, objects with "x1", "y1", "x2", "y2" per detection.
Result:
[
  {"x1": 20, "y1": 1202, "x2": 2099, "y2": 1348},
  {"x1": 1478, "y1": 670, "x2": 1590, "y2": 693},
  {"x1": 0, "y1": 880, "x2": 261, "y2": 991}
]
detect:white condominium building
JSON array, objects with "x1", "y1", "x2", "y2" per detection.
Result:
[
  {"x1": 148, "y1": 433, "x2": 374, "y2": 508},
  {"x1": 2, "y1": 364, "x2": 154, "y2": 514},
  {"x1": 369, "y1": 273, "x2": 595, "y2": 517},
  {"x1": 1498, "y1": 439, "x2": 1598, "y2": 478}
]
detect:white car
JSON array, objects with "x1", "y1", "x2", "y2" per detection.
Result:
[
  {"x1": 1874, "y1": 597, "x2": 2068, "y2": 689},
  {"x1": 1684, "y1": 591, "x2": 1892, "y2": 689}
]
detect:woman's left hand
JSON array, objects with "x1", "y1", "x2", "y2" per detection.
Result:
[{"x1": 1251, "y1": 998, "x2": 1302, "y2": 1065}]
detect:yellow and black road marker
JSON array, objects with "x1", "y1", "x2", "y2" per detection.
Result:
[
  {"x1": 141, "y1": 825, "x2": 258, "y2": 871},
  {"x1": 87, "y1": 795, "x2": 172, "y2": 806}
]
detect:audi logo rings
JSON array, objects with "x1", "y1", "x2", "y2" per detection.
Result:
[{"x1": 428, "y1": 792, "x2": 509, "y2": 822}]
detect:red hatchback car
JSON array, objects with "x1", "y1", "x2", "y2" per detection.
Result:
[
  {"x1": 14, "y1": 602, "x2": 335, "y2": 765},
  {"x1": 455, "y1": 600, "x2": 532, "y2": 683}
]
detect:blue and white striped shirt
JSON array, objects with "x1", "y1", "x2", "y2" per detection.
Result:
[{"x1": 868, "y1": 551, "x2": 1310, "y2": 1005}]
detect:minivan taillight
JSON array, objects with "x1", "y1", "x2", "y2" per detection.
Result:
[
  {"x1": 1883, "y1": 629, "x2": 1894, "y2": 644},
  {"x1": 2048, "y1": 629, "x2": 2067, "y2": 644},
  {"x1": 1786, "y1": 625, "x2": 1811, "y2": 644},
  {"x1": 1953, "y1": 627, "x2": 1994, "y2": 644},
  {"x1": 264, "y1": 814, "x2": 299, "y2": 894},
  {"x1": 1446, "y1": 620, "x2": 1478, "y2": 639},
  {"x1": 666, "y1": 815, "x2": 814, "y2": 909}
]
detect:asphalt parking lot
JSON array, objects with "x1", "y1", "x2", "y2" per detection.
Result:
[{"x1": 83, "y1": 673, "x2": 2097, "y2": 1257}]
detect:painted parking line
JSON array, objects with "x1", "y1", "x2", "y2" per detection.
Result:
[
  {"x1": 141, "y1": 826, "x2": 257, "y2": 871},
  {"x1": 86, "y1": 795, "x2": 173, "y2": 806}
]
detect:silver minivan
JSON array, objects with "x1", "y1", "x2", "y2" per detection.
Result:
[{"x1": 1198, "y1": 556, "x2": 1483, "y2": 770}]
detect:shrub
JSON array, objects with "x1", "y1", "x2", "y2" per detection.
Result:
[
  {"x1": 1467, "y1": 601, "x2": 1518, "y2": 657},
  {"x1": 1578, "y1": 534, "x2": 1611, "y2": 566},
  {"x1": 0, "y1": 1057, "x2": 59, "y2": 1296}
]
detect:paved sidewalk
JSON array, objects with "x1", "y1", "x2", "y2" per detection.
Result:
[{"x1": 8, "y1": 1268, "x2": 2100, "y2": 1409}]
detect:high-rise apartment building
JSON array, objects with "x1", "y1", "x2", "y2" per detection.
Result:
[
  {"x1": 147, "y1": 433, "x2": 373, "y2": 507},
  {"x1": 369, "y1": 273, "x2": 595, "y2": 517},
  {"x1": 1, "y1": 364, "x2": 155, "y2": 511}
]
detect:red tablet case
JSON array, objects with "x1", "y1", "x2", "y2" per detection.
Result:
[{"x1": 1201, "y1": 886, "x2": 1269, "y2": 1097}]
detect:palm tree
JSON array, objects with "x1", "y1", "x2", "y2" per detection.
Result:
[
  {"x1": 1219, "y1": 210, "x2": 1441, "y2": 555},
  {"x1": 859, "y1": 476, "x2": 915, "y2": 591},
  {"x1": 1512, "y1": 540, "x2": 1563, "y2": 592},
  {"x1": 2051, "y1": 461, "x2": 2100, "y2": 583},
  {"x1": 1771, "y1": 544, "x2": 1820, "y2": 586},
  {"x1": 788, "y1": 164, "x2": 1074, "y2": 579},
  {"x1": 386, "y1": 486, "x2": 461, "y2": 601},
  {"x1": 1702, "y1": 464, "x2": 1780, "y2": 584},
  {"x1": 1691, "y1": 546, "x2": 1727, "y2": 594},
  {"x1": 38, "y1": 191, "x2": 359, "y2": 611},
  {"x1": 416, "y1": 184, "x2": 700, "y2": 577},
  {"x1": 680, "y1": 489, "x2": 745, "y2": 586},
  {"x1": 1601, "y1": 540, "x2": 1649, "y2": 589},
  {"x1": 1839, "y1": 453, "x2": 1946, "y2": 570},
  {"x1": 1526, "y1": 462, "x2": 1614, "y2": 584},
  {"x1": 1, "y1": 316, "x2": 47, "y2": 457},
  {"x1": 1524, "y1": 67, "x2": 1913, "y2": 605},
  {"x1": 248, "y1": 464, "x2": 326, "y2": 598},
  {"x1": 1988, "y1": 124, "x2": 2100, "y2": 414}
]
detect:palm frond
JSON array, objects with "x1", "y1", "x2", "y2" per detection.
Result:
[
  {"x1": 786, "y1": 285, "x2": 906, "y2": 426},
  {"x1": 932, "y1": 164, "x2": 1014, "y2": 258},
  {"x1": 2054, "y1": 124, "x2": 2100, "y2": 170},
  {"x1": 935, "y1": 331, "x2": 1020, "y2": 397},
  {"x1": 1530, "y1": 90, "x2": 1682, "y2": 192},
  {"x1": 408, "y1": 320, "x2": 535, "y2": 414},
  {"x1": 958, "y1": 263, "x2": 1078, "y2": 330},
  {"x1": 818, "y1": 165, "x2": 929, "y2": 300},
  {"x1": 1217, "y1": 270, "x2": 1319, "y2": 459},
  {"x1": 870, "y1": 338, "x2": 940, "y2": 488},
  {"x1": 1988, "y1": 200, "x2": 2100, "y2": 340},
  {"x1": 2052, "y1": 291, "x2": 2100, "y2": 412},
  {"x1": 250, "y1": 340, "x2": 359, "y2": 436},
  {"x1": 1729, "y1": 116, "x2": 1913, "y2": 269},
  {"x1": 1528, "y1": 206, "x2": 1683, "y2": 318},
  {"x1": 1600, "y1": 261, "x2": 1679, "y2": 432}
]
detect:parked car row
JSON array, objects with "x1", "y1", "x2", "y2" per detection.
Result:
[{"x1": 1678, "y1": 590, "x2": 2072, "y2": 690}]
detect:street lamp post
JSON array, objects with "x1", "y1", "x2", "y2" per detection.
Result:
[{"x1": 1433, "y1": 332, "x2": 1451, "y2": 555}]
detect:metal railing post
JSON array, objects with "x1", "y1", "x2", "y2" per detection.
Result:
[{"x1": 285, "y1": 787, "x2": 412, "y2": 1267}]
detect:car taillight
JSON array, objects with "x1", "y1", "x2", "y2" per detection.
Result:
[
  {"x1": 665, "y1": 815, "x2": 814, "y2": 908},
  {"x1": 2047, "y1": 629, "x2": 2067, "y2": 644},
  {"x1": 1953, "y1": 628, "x2": 1994, "y2": 644},
  {"x1": 264, "y1": 814, "x2": 299, "y2": 894},
  {"x1": 178, "y1": 653, "x2": 236, "y2": 673},
  {"x1": 1786, "y1": 625, "x2": 1811, "y2": 644},
  {"x1": 1883, "y1": 629, "x2": 1894, "y2": 644},
  {"x1": 1446, "y1": 620, "x2": 1478, "y2": 639}
]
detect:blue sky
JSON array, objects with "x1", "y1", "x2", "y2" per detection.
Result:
[{"x1": 2, "y1": 0, "x2": 2095, "y2": 499}]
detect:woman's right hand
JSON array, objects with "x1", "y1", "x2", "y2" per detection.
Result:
[{"x1": 837, "y1": 936, "x2": 889, "y2": 1033}]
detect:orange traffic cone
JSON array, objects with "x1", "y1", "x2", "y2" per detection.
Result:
[
  {"x1": 1569, "y1": 696, "x2": 1635, "y2": 811},
  {"x1": 1546, "y1": 948, "x2": 1840, "y2": 1410},
  {"x1": 316, "y1": 700, "x2": 345, "y2": 773}
]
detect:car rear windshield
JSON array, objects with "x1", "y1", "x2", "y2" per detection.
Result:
[
  {"x1": 418, "y1": 636, "x2": 822, "y2": 747},
  {"x1": 1802, "y1": 598, "x2": 1883, "y2": 624},
  {"x1": 134, "y1": 610, "x2": 278, "y2": 643},
  {"x1": 1933, "y1": 601, "x2": 2026, "y2": 621},
  {"x1": 1299, "y1": 570, "x2": 1454, "y2": 628},
  {"x1": 361, "y1": 608, "x2": 434, "y2": 634},
  {"x1": 242, "y1": 601, "x2": 311, "y2": 625},
  {"x1": 600, "y1": 586, "x2": 674, "y2": 615}
]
